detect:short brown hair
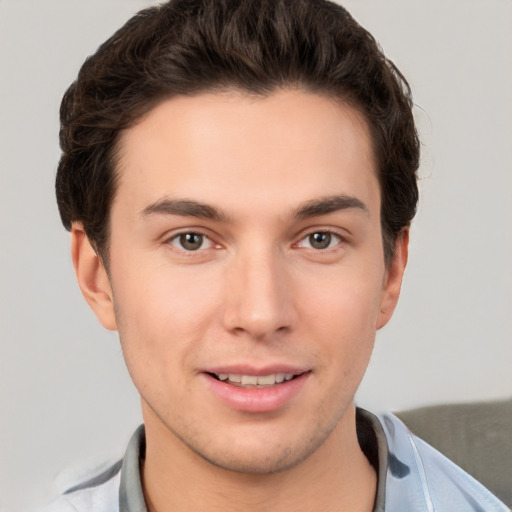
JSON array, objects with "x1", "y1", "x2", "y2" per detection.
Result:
[{"x1": 56, "y1": 0, "x2": 419, "y2": 265}]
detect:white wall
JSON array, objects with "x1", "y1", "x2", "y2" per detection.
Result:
[{"x1": 0, "y1": 1, "x2": 510, "y2": 510}]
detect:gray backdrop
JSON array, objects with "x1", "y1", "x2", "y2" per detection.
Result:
[{"x1": 1, "y1": 1, "x2": 511, "y2": 510}]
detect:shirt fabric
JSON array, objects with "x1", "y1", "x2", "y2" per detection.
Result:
[{"x1": 39, "y1": 410, "x2": 510, "y2": 512}]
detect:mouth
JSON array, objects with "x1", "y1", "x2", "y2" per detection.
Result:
[
  {"x1": 203, "y1": 369, "x2": 310, "y2": 412},
  {"x1": 207, "y1": 372, "x2": 299, "y2": 388}
]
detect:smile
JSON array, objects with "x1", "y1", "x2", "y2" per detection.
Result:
[
  {"x1": 204, "y1": 370, "x2": 309, "y2": 413},
  {"x1": 212, "y1": 373, "x2": 296, "y2": 387}
]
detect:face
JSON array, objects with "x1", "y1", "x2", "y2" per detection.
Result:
[{"x1": 74, "y1": 90, "x2": 406, "y2": 474}]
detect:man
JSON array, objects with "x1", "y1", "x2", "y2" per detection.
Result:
[{"x1": 44, "y1": 0, "x2": 508, "y2": 510}]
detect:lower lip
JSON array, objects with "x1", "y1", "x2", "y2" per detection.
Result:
[{"x1": 203, "y1": 373, "x2": 310, "y2": 413}]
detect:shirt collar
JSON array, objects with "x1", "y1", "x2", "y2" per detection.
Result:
[{"x1": 119, "y1": 424, "x2": 147, "y2": 512}]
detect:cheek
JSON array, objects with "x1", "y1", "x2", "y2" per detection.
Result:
[
  {"x1": 114, "y1": 257, "x2": 220, "y2": 323},
  {"x1": 301, "y1": 266, "x2": 384, "y2": 370},
  {"x1": 110, "y1": 262, "x2": 222, "y2": 381},
  {"x1": 303, "y1": 264, "x2": 384, "y2": 330}
]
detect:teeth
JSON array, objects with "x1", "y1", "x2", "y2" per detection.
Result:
[
  {"x1": 241, "y1": 375, "x2": 258, "y2": 385},
  {"x1": 216, "y1": 373, "x2": 297, "y2": 386},
  {"x1": 256, "y1": 374, "x2": 276, "y2": 385}
]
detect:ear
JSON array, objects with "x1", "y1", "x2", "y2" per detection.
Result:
[
  {"x1": 71, "y1": 223, "x2": 117, "y2": 331},
  {"x1": 376, "y1": 228, "x2": 409, "y2": 329}
]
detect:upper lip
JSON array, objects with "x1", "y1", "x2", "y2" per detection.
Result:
[{"x1": 202, "y1": 364, "x2": 310, "y2": 376}]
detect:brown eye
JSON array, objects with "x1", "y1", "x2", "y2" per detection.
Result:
[
  {"x1": 308, "y1": 232, "x2": 332, "y2": 249},
  {"x1": 169, "y1": 232, "x2": 212, "y2": 251},
  {"x1": 179, "y1": 233, "x2": 203, "y2": 250},
  {"x1": 298, "y1": 231, "x2": 341, "y2": 250}
]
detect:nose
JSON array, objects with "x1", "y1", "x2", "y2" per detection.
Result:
[{"x1": 222, "y1": 246, "x2": 295, "y2": 340}]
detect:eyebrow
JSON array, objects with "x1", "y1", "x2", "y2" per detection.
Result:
[
  {"x1": 140, "y1": 194, "x2": 368, "y2": 222},
  {"x1": 141, "y1": 198, "x2": 230, "y2": 222},
  {"x1": 293, "y1": 195, "x2": 368, "y2": 219}
]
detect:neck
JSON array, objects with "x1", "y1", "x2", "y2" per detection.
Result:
[{"x1": 141, "y1": 405, "x2": 376, "y2": 512}]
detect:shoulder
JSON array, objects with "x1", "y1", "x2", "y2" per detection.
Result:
[
  {"x1": 36, "y1": 459, "x2": 122, "y2": 512},
  {"x1": 377, "y1": 412, "x2": 510, "y2": 512}
]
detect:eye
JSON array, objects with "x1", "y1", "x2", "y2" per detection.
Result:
[
  {"x1": 298, "y1": 231, "x2": 341, "y2": 250},
  {"x1": 168, "y1": 232, "x2": 214, "y2": 251}
]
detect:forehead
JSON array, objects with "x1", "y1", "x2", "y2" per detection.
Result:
[{"x1": 114, "y1": 90, "x2": 379, "y2": 220}]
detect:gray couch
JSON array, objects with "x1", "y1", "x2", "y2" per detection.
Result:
[{"x1": 395, "y1": 397, "x2": 512, "y2": 508}]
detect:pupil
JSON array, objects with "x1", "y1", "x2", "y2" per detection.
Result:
[
  {"x1": 310, "y1": 232, "x2": 331, "y2": 249},
  {"x1": 180, "y1": 233, "x2": 202, "y2": 250}
]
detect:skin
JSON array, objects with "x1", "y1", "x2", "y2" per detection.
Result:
[{"x1": 71, "y1": 90, "x2": 408, "y2": 511}]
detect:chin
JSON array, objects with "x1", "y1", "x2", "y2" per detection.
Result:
[
  {"x1": 192, "y1": 442, "x2": 312, "y2": 475},
  {"x1": 175, "y1": 417, "x2": 339, "y2": 475}
]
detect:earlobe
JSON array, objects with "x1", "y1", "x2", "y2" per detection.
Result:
[
  {"x1": 376, "y1": 228, "x2": 409, "y2": 330},
  {"x1": 71, "y1": 223, "x2": 118, "y2": 331}
]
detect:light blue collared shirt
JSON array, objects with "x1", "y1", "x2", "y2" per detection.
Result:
[{"x1": 39, "y1": 410, "x2": 510, "y2": 512}]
